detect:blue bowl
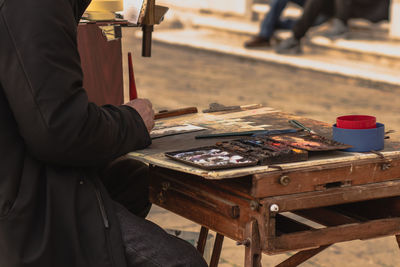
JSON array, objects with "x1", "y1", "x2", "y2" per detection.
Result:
[{"x1": 332, "y1": 123, "x2": 384, "y2": 152}]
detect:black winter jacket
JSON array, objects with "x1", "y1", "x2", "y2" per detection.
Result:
[{"x1": 0, "y1": 0, "x2": 151, "y2": 266}]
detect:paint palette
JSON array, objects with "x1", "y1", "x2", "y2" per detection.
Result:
[
  {"x1": 267, "y1": 132, "x2": 352, "y2": 151},
  {"x1": 165, "y1": 146, "x2": 258, "y2": 170},
  {"x1": 217, "y1": 138, "x2": 308, "y2": 165}
]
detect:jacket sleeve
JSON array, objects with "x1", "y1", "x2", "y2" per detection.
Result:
[{"x1": 0, "y1": 0, "x2": 151, "y2": 166}]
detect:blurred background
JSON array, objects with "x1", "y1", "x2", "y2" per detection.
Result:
[{"x1": 116, "y1": 0, "x2": 400, "y2": 266}]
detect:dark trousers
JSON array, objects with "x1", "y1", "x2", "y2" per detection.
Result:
[
  {"x1": 335, "y1": 0, "x2": 352, "y2": 23},
  {"x1": 101, "y1": 157, "x2": 152, "y2": 217},
  {"x1": 293, "y1": 0, "x2": 334, "y2": 39},
  {"x1": 100, "y1": 158, "x2": 207, "y2": 267},
  {"x1": 259, "y1": 0, "x2": 306, "y2": 39},
  {"x1": 115, "y1": 202, "x2": 208, "y2": 267},
  {"x1": 292, "y1": 0, "x2": 389, "y2": 40}
]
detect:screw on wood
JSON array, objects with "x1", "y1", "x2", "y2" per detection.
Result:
[
  {"x1": 250, "y1": 200, "x2": 260, "y2": 211},
  {"x1": 236, "y1": 239, "x2": 251, "y2": 247},
  {"x1": 270, "y1": 204, "x2": 280, "y2": 213},
  {"x1": 279, "y1": 175, "x2": 291, "y2": 186},
  {"x1": 161, "y1": 182, "x2": 170, "y2": 191},
  {"x1": 370, "y1": 150, "x2": 392, "y2": 171},
  {"x1": 381, "y1": 163, "x2": 391, "y2": 171}
]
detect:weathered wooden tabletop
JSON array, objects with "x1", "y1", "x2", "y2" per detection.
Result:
[
  {"x1": 129, "y1": 107, "x2": 400, "y2": 179},
  {"x1": 135, "y1": 107, "x2": 400, "y2": 267}
]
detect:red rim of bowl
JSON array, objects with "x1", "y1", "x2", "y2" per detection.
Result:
[{"x1": 336, "y1": 115, "x2": 376, "y2": 129}]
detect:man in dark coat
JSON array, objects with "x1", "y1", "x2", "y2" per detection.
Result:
[{"x1": 0, "y1": 0, "x2": 207, "y2": 266}]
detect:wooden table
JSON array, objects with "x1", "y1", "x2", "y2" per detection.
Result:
[{"x1": 129, "y1": 107, "x2": 400, "y2": 267}]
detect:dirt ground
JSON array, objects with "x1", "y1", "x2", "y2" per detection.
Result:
[{"x1": 121, "y1": 28, "x2": 400, "y2": 266}]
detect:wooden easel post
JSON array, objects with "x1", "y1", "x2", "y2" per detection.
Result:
[
  {"x1": 141, "y1": 0, "x2": 155, "y2": 57},
  {"x1": 245, "y1": 219, "x2": 262, "y2": 267}
]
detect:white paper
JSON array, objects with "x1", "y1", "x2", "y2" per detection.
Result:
[
  {"x1": 151, "y1": 124, "x2": 207, "y2": 139},
  {"x1": 123, "y1": 0, "x2": 145, "y2": 24}
]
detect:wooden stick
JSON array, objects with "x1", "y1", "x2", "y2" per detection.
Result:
[
  {"x1": 154, "y1": 107, "x2": 198, "y2": 120},
  {"x1": 197, "y1": 226, "x2": 209, "y2": 255},
  {"x1": 210, "y1": 233, "x2": 224, "y2": 267},
  {"x1": 275, "y1": 245, "x2": 331, "y2": 267},
  {"x1": 128, "y1": 52, "x2": 138, "y2": 100}
]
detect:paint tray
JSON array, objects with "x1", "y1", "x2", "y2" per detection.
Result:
[
  {"x1": 266, "y1": 131, "x2": 352, "y2": 151},
  {"x1": 165, "y1": 146, "x2": 258, "y2": 170},
  {"x1": 217, "y1": 138, "x2": 308, "y2": 165}
]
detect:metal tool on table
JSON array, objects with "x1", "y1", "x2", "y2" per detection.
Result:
[
  {"x1": 195, "y1": 129, "x2": 298, "y2": 139},
  {"x1": 288, "y1": 120, "x2": 317, "y2": 134},
  {"x1": 202, "y1": 103, "x2": 262, "y2": 113}
]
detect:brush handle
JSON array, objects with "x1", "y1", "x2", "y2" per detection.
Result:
[
  {"x1": 128, "y1": 52, "x2": 138, "y2": 100},
  {"x1": 195, "y1": 129, "x2": 298, "y2": 139},
  {"x1": 154, "y1": 107, "x2": 198, "y2": 120},
  {"x1": 288, "y1": 120, "x2": 313, "y2": 133}
]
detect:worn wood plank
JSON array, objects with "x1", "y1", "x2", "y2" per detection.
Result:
[
  {"x1": 261, "y1": 180, "x2": 400, "y2": 212},
  {"x1": 275, "y1": 214, "x2": 314, "y2": 234},
  {"x1": 197, "y1": 226, "x2": 209, "y2": 255},
  {"x1": 252, "y1": 156, "x2": 400, "y2": 198},
  {"x1": 272, "y1": 217, "x2": 400, "y2": 252},
  {"x1": 131, "y1": 150, "x2": 400, "y2": 180},
  {"x1": 332, "y1": 197, "x2": 400, "y2": 221},
  {"x1": 210, "y1": 234, "x2": 224, "y2": 267},
  {"x1": 275, "y1": 245, "x2": 331, "y2": 267},
  {"x1": 150, "y1": 183, "x2": 245, "y2": 241},
  {"x1": 245, "y1": 220, "x2": 262, "y2": 267},
  {"x1": 149, "y1": 168, "x2": 256, "y2": 241},
  {"x1": 129, "y1": 108, "x2": 400, "y2": 180},
  {"x1": 151, "y1": 166, "x2": 255, "y2": 201},
  {"x1": 293, "y1": 208, "x2": 360, "y2": 226}
]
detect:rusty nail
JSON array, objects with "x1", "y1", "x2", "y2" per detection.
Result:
[
  {"x1": 381, "y1": 163, "x2": 391, "y2": 171},
  {"x1": 250, "y1": 200, "x2": 260, "y2": 211},
  {"x1": 279, "y1": 175, "x2": 291, "y2": 186},
  {"x1": 236, "y1": 239, "x2": 251, "y2": 247}
]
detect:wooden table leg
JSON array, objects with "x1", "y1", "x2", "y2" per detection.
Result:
[
  {"x1": 197, "y1": 226, "x2": 209, "y2": 255},
  {"x1": 275, "y1": 245, "x2": 331, "y2": 267},
  {"x1": 209, "y1": 233, "x2": 225, "y2": 267},
  {"x1": 396, "y1": 235, "x2": 400, "y2": 249},
  {"x1": 245, "y1": 219, "x2": 262, "y2": 267}
]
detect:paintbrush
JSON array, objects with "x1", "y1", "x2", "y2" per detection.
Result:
[
  {"x1": 288, "y1": 120, "x2": 317, "y2": 134},
  {"x1": 195, "y1": 129, "x2": 298, "y2": 139},
  {"x1": 128, "y1": 52, "x2": 138, "y2": 100}
]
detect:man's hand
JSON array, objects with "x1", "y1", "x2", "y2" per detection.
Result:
[{"x1": 124, "y1": 99, "x2": 155, "y2": 132}]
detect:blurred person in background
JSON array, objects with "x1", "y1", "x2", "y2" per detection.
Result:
[
  {"x1": 244, "y1": 0, "x2": 307, "y2": 48},
  {"x1": 322, "y1": 0, "x2": 391, "y2": 38},
  {"x1": 276, "y1": 0, "x2": 390, "y2": 54}
]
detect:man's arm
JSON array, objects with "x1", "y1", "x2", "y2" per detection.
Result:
[{"x1": 0, "y1": 0, "x2": 152, "y2": 166}]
